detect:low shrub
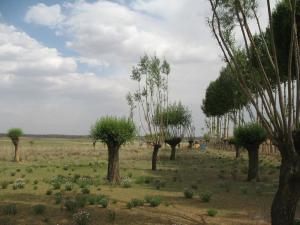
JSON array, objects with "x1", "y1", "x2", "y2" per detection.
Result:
[
  {"x1": 207, "y1": 209, "x2": 218, "y2": 217},
  {"x1": 73, "y1": 209, "x2": 90, "y2": 225},
  {"x1": 75, "y1": 194, "x2": 87, "y2": 208},
  {"x1": 46, "y1": 189, "x2": 52, "y2": 195},
  {"x1": 3, "y1": 204, "x2": 17, "y2": 215},
  {"x1": 121, "y1": 177, "x2": 132, "y2": 188},
  {"x1": 99, "y1": 198, "x2": 108, "y2": 208},
  {"x1": 200, "y1": 192, "x2": 212, "y2": 203},
  {"x1": 183, "y1": 188, "x2": 194, "y2": 199},
  {"x1": 65, "y1": 199, "x2": 78, "y2": 213},
  {"x1": 32, "y1": 204, "x2": 46, "y2": 215},
  {"x1": 1, "y1": 181, "x2": 10, "y2": 189},
  {"x1": 13, "y1": 179, "x2": 25, "y2": 189},
  {"x1": 65, "y1": 182, "x2": 73, "y2": 191},
  {"x1": 144, "y1": 196, "x2": 162, "y2": 207},
  {"x1": 55, "y1": 192, "x2": 63, "y2": 204},
  {"x1": 81, "y1": 187, "x2": 90, "y2": 194}
]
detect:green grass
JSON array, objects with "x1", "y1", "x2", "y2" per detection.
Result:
[{"x1": 0, "y1": 137, "x2": 297, "y2": 225}]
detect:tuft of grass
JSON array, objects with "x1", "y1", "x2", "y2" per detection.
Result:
[
  {"x1": 3, "y1": 204, "x2": 17, "y2": 215},
  {"x1": 200, "y1": 192, "x2": 212, "y2": 203},
  {"x1": 183, "y1": 188, "x2": 194, "y2": 199}
]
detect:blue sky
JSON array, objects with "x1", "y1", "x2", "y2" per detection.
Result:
[{"x1": 0, "y1": 0, "x2": 227, "y2": 134}]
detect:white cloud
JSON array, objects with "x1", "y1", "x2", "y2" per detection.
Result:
[{"x1": 25, "y1": 3, "x2": 64, "y2": 27}]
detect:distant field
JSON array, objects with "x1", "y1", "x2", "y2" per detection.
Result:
[{"x1": 0, "y1": 137, "x2": 298, "y2": 225}]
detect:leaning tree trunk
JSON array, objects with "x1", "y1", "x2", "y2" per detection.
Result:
[
  {"x1": 170, "y1": 144, "x2": 176, "y2": 160},
  {"x1": 247, "y1": 145, "x2": 259, "y2": 181},
  {"x1": 107, "y1": 145, "x2": 120, "y2": 183},
  {"x1": 13, "y1": 140, "x2": 20, "y2": 162},
  {"x1": 271, "y1": 142, "x2": 300, "y2": 225},
  {"x1": 152, "y1": 144, "x2": 161, "y2": 171}
]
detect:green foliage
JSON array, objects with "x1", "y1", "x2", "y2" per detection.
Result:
[
  {"x1": 54, "y1": 192, "x2": 63, "y2": 204},
  {"x1": 202, "y1": 67, "x2": 248, "y2": 117},
  {"x1": 200, "y1": 192, "x2": 212, "y2": 203},
  {"x1": 128, "y1": 198, "x2": 144, "y2": 208},
  {"x1": 144, "y1": 196, "x2": 162, "y2": 207},
  {"x1": 90, "y1": 117, "x2": 135, "y2": 147},
  {"x1": 81, "y1": 187, "x2": 90, "y2": 194},
  {"x1": 207, "y1": 209, "x2": 218, "y2": 217},
  {"x1": 154, "y1": 102, "x2": 191, "y2": 141},
  {"x1": 99, "y1": 197, "x2": 109, "y2": 208},
  {"x1": 3, "y1": 204, "x2": 17, "y2": 215},
  {"x1": 64, "y1": 182, "x2": 73, "y2": 191},
  {"x1": 234, "y1": 123, "x2": 267, "y2": 149},
  {"x1": 7, "y1": 128, "x2": 23, "y2": 142},
  {"x1": 183, "y1": 188, "x2": 194, "y2": 199},
  {"x1": 13, "y1": 179, "x2": 25, "y2": 189},
  {"x1": 32, "y1": 204, "x2": 46, "y2": 215}
]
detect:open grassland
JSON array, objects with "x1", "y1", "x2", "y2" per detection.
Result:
[{"x1": 0, "y1": 137, "x2": 298, "y2": 225}]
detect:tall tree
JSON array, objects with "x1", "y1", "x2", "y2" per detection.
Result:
[
  {"x1": 90, "y1": 117, "x2": 135, "y2": 183},
  {"x1": 129, "y1": 54, "x2": 170, "y2": 170},
  {"x1": 208, "y1": 0, "x2": 300, "y2": 223}
]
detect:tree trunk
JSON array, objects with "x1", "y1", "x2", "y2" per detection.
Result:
[
  {"x1": 170, "y1": 145, "x2": 176, "y2": 160},
  {"x1": 107, "y1": 146, "x2": 120, "y2": 183},
  {"x1": 235, "y1": 146, "x2": 240, "y2": 159},
  {"x1": 152, "y1": 144, "x2": 161, "y2": 171},
  {"x1": 188, "y1": 140, "x2": 193, "y2": 149},
  {"x1": 271, "y1": 156, "x2": 300, "y2": 225},
  {"x1": 14, "y1": 142, "x2": 20, "y2": 162},
  {"x1": 247, "y1": 147, "x2": 259, "y2": 181}
]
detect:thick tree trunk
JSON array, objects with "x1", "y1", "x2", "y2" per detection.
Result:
[
  {"x1": 271, "y1": 143, "x2": 300, "y2": 225},
  {"x1": 14, "y1": 142, "x2": 20, "y2": 162},
  {"x1": 152, "y1": 144, "x2": 161, "y2": 171},
  {"x1": 188, "y1": 140, "x2": 194, "y2": 149},
  {"x1": 107, "y1": 146, "x2": 120, "y2": 183},
  {"x1": 170, "y1": 145, "x2": 176, "y2": 160},
  {"x1": 247, "y1": 147, "x2": 259, "y2": 181},
  {"x1": 235, "y1": 146, "x2": 240, "y2": 158}
]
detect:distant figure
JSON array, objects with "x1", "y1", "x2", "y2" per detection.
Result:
[{"x1": 200, "y1": 142, "x2": 206, "y2": 151}]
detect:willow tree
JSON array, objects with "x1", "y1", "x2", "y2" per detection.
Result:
[
  {"x1": 234, "y1": 123, "x2": 267, "y2": 181},
  {"x1": 208, "y1": 0, "x2": 300, "y2": 223},
  {"x1": 129, "y1": 54, "x2": 170, "y2": 170},
  {"x1": 90, "y1": 117, "x2": 135, "y2": 183},
  {"x1": 7, "y1": 128, "x2": 23, "y2": 162},
  {"x1": 154, "y1": 102, "x2": 192, "y2": 160}
]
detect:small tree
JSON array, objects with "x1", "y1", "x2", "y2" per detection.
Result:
[
  {"x1": 234, "y1": 123, "x2": 267, "y2": 181},
  {"x1": 90, "y1": 117, "x2": 135, "y2": 183},
  {"x1": 154, "y1": 102, "x2": 191, "y2": 160},
  {"x1": 129, "y1": 54, "x2": 170, "y2": 170},
  {"x1": 7, "y1": 128, "x2": 23, "y2": 162},
  {"x1": 187, "y1": 125, "x2": 195, "y2": 149}
]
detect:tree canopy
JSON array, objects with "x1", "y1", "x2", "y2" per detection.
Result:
[{"x1": 90, "y1": 117, "x2": 136, "y2": 148}]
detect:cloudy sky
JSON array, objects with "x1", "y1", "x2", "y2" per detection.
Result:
[{"x1": 0, "y1": 0, "x2": 271, "y2": 135}]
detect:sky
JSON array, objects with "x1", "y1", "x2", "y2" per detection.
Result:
[{"x1": 0, "y1": 0, "x2": 271, "y2": 135}]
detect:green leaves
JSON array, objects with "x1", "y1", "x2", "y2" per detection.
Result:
[
  {"x1": 7, "y1": 128, "x2": 23, "y2": 141},
  {"x1": 90, "y1": 117, "x2": 136, "y2": 147},
  {"x1": 234, "y1": 123, "x2": 267, "y2": 149}
]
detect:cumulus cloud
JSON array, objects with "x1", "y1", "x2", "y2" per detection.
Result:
[
  {"x1": 25, "y1": 3, "x2": 65, "y2": 27},
  {"x1": 0, "y1": 23, "x2": 132, "y2": 134}
]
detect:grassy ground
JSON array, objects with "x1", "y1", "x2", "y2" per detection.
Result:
[{"x1": 0, "y1": 137, "x2": 298, "y2": 225}]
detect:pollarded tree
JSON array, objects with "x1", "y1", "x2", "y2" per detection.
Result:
[
  {"x1": 7, "y1": 128, "x2": 23, "y2": 162},
  {"x1": 154, "y1": 102, "x2": 192, "y2": 160},
  {"x1": 90, "y1": 117, "x2": 135, "y2": 183},
  {"x1": 129, "y1": 54, "x2": 170, "y2": 170},
  {"x1": 234, "y1": 123, "x2": 267, "y2": 181}
]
